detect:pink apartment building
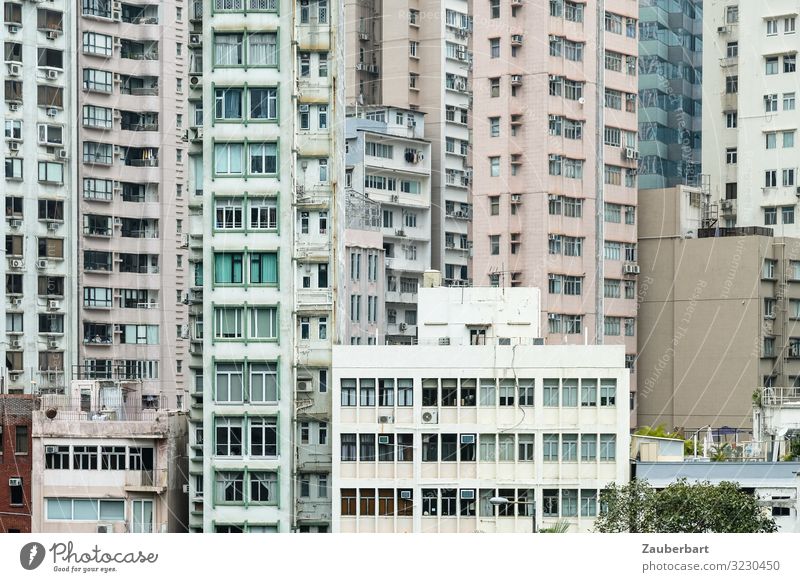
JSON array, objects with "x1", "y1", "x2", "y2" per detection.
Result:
[
  {"x1": 77, "y1": 2, "x2": 188, "y2": 408},
  {"x1": 470, "y1": 0, "x2": 640, "y2": 415}
]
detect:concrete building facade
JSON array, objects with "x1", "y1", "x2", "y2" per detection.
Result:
[
  {"x1": 703, "y1": 1, "x2": 800, "y2": 231},
  {"x1": 0, "y1": 395, "x2": 33, "y2": 532},
  {"x1": 638, "y1": 0, "x2": 702, "y2": 189},
  {"x1": 345, "y1": 109, "x2": 431, "y2": 344},
  {"x1": 638, "y1": 186, "x2": 800, "y2": 432},
  {"x1": 332, "y1": 286, "x2": 630, "y2": 533},
  {"x1": 191, "y1": 0, "x2": 344, "y2": 533},
  {"x1": 345, "y1": 0, "x2": 472, "y2": 284},
  {"x1": 31, "y1": 380, "x2": 187, "y2": 533},
  {"x1": 3, "y1": 0, "x2": 77, "y2": 395},
  {"x1": 470, "y1": 1, "x2": 640, "y2": 414}
]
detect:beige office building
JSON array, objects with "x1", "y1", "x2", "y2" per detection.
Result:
[{"x1": 638, "y1": 186, "x2": 800, "y2": 433}]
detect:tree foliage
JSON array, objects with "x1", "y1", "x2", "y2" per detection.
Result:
[
  {"x1": 635, "y1": 424, "x2": 702, "y2": 456},
  {"x1": 593, "y1": 478, "x2": 778, "y2": 533}
]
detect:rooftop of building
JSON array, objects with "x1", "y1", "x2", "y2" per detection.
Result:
[
  {"x1": 635, "y1": 461, "x2": 800, "y2": 486},
  {"x1": 697, "y1": 226, "x2": 775, "y2": 239}
]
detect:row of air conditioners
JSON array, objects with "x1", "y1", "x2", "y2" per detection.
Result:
[
  {"x1": 622, "y1": 147, "x2": 639, "y2": 160},
  {"x1": 5, "y1": 63, "x2": 58, "y2": 81}
]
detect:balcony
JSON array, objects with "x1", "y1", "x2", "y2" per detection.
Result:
[
  {"x1": 121, "y1": 76, "x2": 159, "y2": 96},
  {"x1": 125, "y1": 469, "x2": 167, "y2": 493},
  {"x1": 120, "y1": 111, "x2": 159, "y2": 132},
  {"x1": 120, "y1": 40, "x2": 159, "y2": 61},
  {"x1": 123, "y1": 147, "x2": 159, "y2": 167},
  {"x1": 121, "y1": 4, "x2": 159, "y2": 24},
  {"x1": 297, "y1": 289, "x2": 333, "y2": 311}
]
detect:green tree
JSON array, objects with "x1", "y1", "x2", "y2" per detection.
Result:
[{"x1": 594, "y1": 478, "x2": 778, "y2": 533}]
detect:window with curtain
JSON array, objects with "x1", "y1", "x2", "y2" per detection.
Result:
[
  {"x1": 214, "y1": 34, "x2": 243, "y2": 66},
  {"x1": 250, "y1": 306, "x2": 278, "y2": 339},
  {"x1": 132, "y1": 500, "x2": 153, "y2": 533},
  {"x1": 214, "y1": 252, "x2": 244, "y2": 284},
  {"x1": 214, "y1": 306, "x2": 243, "y2": 339},
  {"x1": 215, "y1": 362, "x2": 244, "y2": 402},
  {"x1": 247, "y1": 32, "x2": 277, "y2": 66},
  {"x1": 250, "y1": 87, "x2": 278, "y2": 119},
  {"x1": 250, "y1": 252, "x2": 278, "y2": 284},
  {"x1": 214, "y1": 88, "x2": 243, "y2": 119},
  {"x1": 214, "y1": 143, "x2": 243, "y2": 175},
  {"x1": 249, "y1": 142, "x2": 277, "y2": 174},
  {"x1": 249, "y1": 363, "x2": 278, "y2": 402}
]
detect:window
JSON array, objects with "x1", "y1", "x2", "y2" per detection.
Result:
[
  {"x1": 490, "y1": 38, "x2": 500, "y2": 59},
  {"x1": 216, "y1": 472, "x2": 244, "y2": 503},
  {"x1": 785, "y1": 93, "x2": 796, "y2": 110},
  {"x1": 489, "y1": 157, "x2": 500, "y2": 177},
  {"x1": 600, "y1": 434, "x2": 616, "y2": 460},
  {"x1": 767, "y1": 18, "x2": 779, "y2": 35},
  {"x1": 214, "y1": 143, "x2": 244, "y2": 175},
  {"x1": 215, "y1": 362, "x2": 244, "y2": 402},
  {"x1": 14, "y1": 425, "x2": 28, "y2": 454},
  {"x1": 786, "y1": 55, "x2": 796, "y2": 73},
  {"x1": 215, "y1": 417, "x2": 243, "y2": 456},
  {"x1": 764, "y1": 207, "x2": 778, "y2": 225},
  {"x1": 490, "y1": 0, "x2": 500, "y2": 18},
  {"x1": 489, "y1": 117, "x2": 500, "y2": 137},
  {"x1": 766, "y1": 170, "x2": 778, "y2": 188},
  {"x1": 249, "y1": 142, "x2": 278, "y2": 174},
  {"x1": 518, "y1": 435, "x2": 535, "y2": 461},
  {"x1": 600, "y1": 380, "x2": 616, "y2": 406},
  {"x1": 46, "y1": 498, "x2": 125, "y2": 521},
  {"x1": 250, "y1": 417, "x2": 277, "y2": 457},
  {"x1": 726, "y1": 112, "x2": 738, "y2": 128},
  {"x1": 766, "y1": 58, "x2": 778, "y2": 75},
  {"x1": 727, "y1": 42, "x2": 738, "y2": 58},
  {"x1": 490, "y1": 77, "x2": 500, "y2": 97},
  {"x1": 489, "y1": 235, "x2": 500, "y2": 255},
  {"x1": 726, "y1": 148, "x2": 737, "y2": 164}
]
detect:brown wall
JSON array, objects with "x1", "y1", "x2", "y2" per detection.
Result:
[{"x1": 0, "y1": 396, "x2": 33, "y2": 533}]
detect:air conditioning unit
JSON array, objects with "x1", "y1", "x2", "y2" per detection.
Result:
[
  {"x1": 9, "y1": 219, "x2": 22, "y2": 229},
  {"x1": 460, "y1": 434, "x2": 476, "y2": 444},
  {"x1": 46, "y1": 107, "x2": 58, "y2": 117},
  {"x1": 45, "y1": 446, "x2": 57, "y2": 454},
  {"x1": 9, "y1": 142, "x2": 20, "y2": 151},
  {"x1": 718, "y1": 25, "x2": 730, "y2": 34},
  {"x1": 47, "y1": 30, "x2": 59, "y2": 40},
  {"x1": 438, "y1": 337, "x2": 451, "y2": 345},
  {"x1": 399, "y1": 490, "x2": 412, "y2": 500},
  {"x1": 113, "y1": 217, "x2": 122, "y2": 226},
  {"x1": 57, "y1": 149, "x2": 68, "y2": 159},
  {"x1": 390, "y1": 195, "x2": 399, "y2": 202},
  {"x1": 10, "y1": 259, "x2": 24, "y2": 269},
  {"x1": 189, "y1": 76, "x2": 201, "y2": 88},
  {"x1": 377, "y1": 415, "x2": 394, "y2": 424},
  {"x1": 511, "y1": 34, "x2": 523, "y2": 44},
  {"x1": 548, "y1": 194, "x2": 559, "y2": 201},
  {"x1": 10, "y1": 297, "x2": 22, "y2": 307},
  {"x1": 460, "y1": 489, "x2": 475, "y2": 500},
  {"x1": 421, "y1": 410, "x2": 438, "y2": 424},
  {"x1": 7, "y1": 63, "x2": 21, "y2": 77},
  {"x1": 48, "y1": 222, "x2": 59, "y2": 231},
  {"x1": 189, "y1": 34, "x2": 202, "y2": 46},
  {"x1": 96, "y1": 524, "x2": 112, "y2": 533},
  {"x1": 378, "y1": 435, "x2": 390, "y2": 445},
  {"x1": 296, "y1": 380, "x2": 312, "y2": 392},
  {"x1": 8, "y1": 478, "x2": 22, "y2": 487},
  {"x1": 7, "y1": 25, "x2": 19, "y2": 34},
  {"x1": 46, "y1": 69, "x2": 59, "y2": 80},
  {"x1": 182, "y1": 484, "x2": 190, "y2": 494},
  {"x1": 624, "y1": 147, "x2": 639, "y2": 160},
  {"x1": 765, "y1": 313, "x2": 776, "y2": 320},
  {"x1": 47, "y1": 338, "x2": 58, "y2": 349},
  {"x1": 180, "y1": 233, "x2": 189, "y2": 248},
  {"x1": 193, "y1": 127, "x2": 204, "y2": 140},
  {"x1": 578, "y1": 97, "x2": 586, "y2": 105},
  {"x1": 399, "y1": 322, "x2": 407, "y2": 331},
  {"x1": 8, "y1": 103, "x2": 20, "y2": 112},
  {"x1": 623, "y1": 263, "x2": 640, "y2": 275},
  {"x1": 299, "y1": 104, "x2": 310, "y2": 113},
  {"x1": 37, "y1": 259, "x2": 48, "y2": 269},
  {"x1": 48, "y1": 300, "x2": 59, "y2": 310},
  {"x1": 10, "y1": 340, "x2": 21, "y2": 349}
]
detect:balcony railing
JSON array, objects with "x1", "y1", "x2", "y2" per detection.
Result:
[{"x1": 36, "y1": 395, "x2": 162, "y2": 422}]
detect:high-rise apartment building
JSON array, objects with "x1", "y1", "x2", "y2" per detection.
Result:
[
  {"x1": 638, "y1": 0, "x2": 702, "y2": 190},
  {"x1": 470, "y1": 1, "x2": 640, "y2": 416},
  {"x1": 76, "y1": 0, "x2": 189, "y2": 409},
  {"x1": 191, "y1": 0, "x2": 343, "y2": 533},
  {"x1": 345, "y1": 0, "x2": 472, "y2": 285},
  {"x1": 703, "y1": 2, "x2": 800, "y2": 233},
  {"x1": 345, "y1": 108, "x2": 432, "y2": 345},
  {"x1": 3, "y1": 0, "x2": 76, "y2": 395}
]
